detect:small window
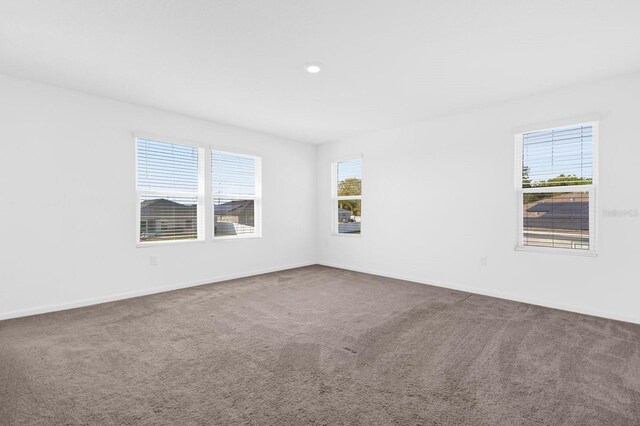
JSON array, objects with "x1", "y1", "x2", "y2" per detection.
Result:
[
  {"x1": 333, "y1": 159, "x2": 362, "y2": 235},
  {"x1": 212, "y1": 151, "x2": 262, "y2": 238},
  {"x1": 515, "y1": 123, "x2": 597, "y2": 254},
  {"x1": 136, "y1": 138, "x2": 204, "y2": 244}
]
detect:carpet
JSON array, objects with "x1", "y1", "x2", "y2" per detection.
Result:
[{"x1": 1, "y1": 265, "x2": 639, "y2": 425}]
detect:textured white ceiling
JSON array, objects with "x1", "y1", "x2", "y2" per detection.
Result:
[{"x1": 1, "y1": 0, "x2": 639, "y2": 144}]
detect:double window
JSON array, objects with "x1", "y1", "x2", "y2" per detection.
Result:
[
  {"x1": 333, "y1": 159, "x2": 362, "y2": 235},
  {"x1": 515, "y1": 122, "x2": 598, "y2": 254},
  {"x1": 135, "y1": 137, "x2": 261, "y2": 244}
]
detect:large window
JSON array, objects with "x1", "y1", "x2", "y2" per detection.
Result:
[
  {"x1": 136, "y1": 138, "x2": 204, "y2": 244},
  {"x1": 333, "y1": 159, "x2": 362, "y2": 235},
  {"x1": 212, "y1": 151, "x2": 262, "y2": 238},
  {"x1": 515, "y1": 123, "x2": 597, "y2": 254}
]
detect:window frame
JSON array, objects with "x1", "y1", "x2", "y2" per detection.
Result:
[
  {"x1": 332, "y1": 158, "x2": 363, "y2": 237},
  {"x1": 135, "y1": 136, "x2": 205, "y2": 247},
  {"x1": 514, "y1": 121, "x2": 599, "y2": 256},
  {"x1": 211, "y1": 149, "x2": 262, "y2": 240}
]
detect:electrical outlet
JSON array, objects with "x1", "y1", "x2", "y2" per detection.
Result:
[
  {"x1": 150, "y1": 256, "x2": 158, "y2": 266},
  {"x1": 480, "y1": 256, "x2": 487, "y2": 267}
]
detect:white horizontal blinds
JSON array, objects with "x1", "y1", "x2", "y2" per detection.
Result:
[
  {"x1": 137, "y1": 139, "x2": 200, "y2": 192},
  {"x1": 522, "y1": 124, "x2": 593, "y2": 187},
  {"x1": 336, "y1": 159, "x2": 362, "y2": 234},
  {"x1": 522, "y1": 192, "x2": 590, "y2": 250},
  {"x1": 212, "y1": 151, "x2": 258, "y2": 195},
  {"x1": 212, "y1": 151, "x2": 261, "y2": 237},
  {"x1": 136, "y1": 138, "x2": 202, "y2": 243},
  {"x1": 519, "y1": 124, "x2": 595, "y2": 251}
]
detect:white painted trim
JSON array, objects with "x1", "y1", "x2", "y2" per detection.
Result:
[
  {"x1": 136, "y1": 239, "x2": 206, "y2": 248},
  {"x1": 0, "y1": 262, "x2": 315, "y2": 321},
  {"x1": 207, "y1": 143, "x2": 263, "y2": 160},
  {"x1": 514, "y1": 245, "x2": 597, "y2": 257},
  {"x1": 519, "y1": 184, "x2": 594, "y2": 194},
  {"x1": 317, "y1": 262, "x2": 640, "y2": 325},
  {"x1": 211, "y1": 234, "x2": 262, "y2": 241},
  {"x1": 132, "y1": 131, "x2": 209, "y2": 150},
  {"x1": 511, "y1": 115, "x2": 601, "y2": 136}
]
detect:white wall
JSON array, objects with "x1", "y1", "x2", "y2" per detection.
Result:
[
  {"x1": 0, "y1": 74, "x2": 317, "y2": 319},
  {"x1": 3, "y1": 71, "x2": 639, "y2": 324},
  {"x1": 317, "y1": 72, "x2": 640, "y2": 324}
]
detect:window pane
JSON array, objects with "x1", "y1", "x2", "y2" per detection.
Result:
[
  {"x1": 523, "y1": 192, "x2": 589, "y2": 250},
  {"x1": 140, "y1": 195, "x2": 198, "y2": 242},
  {"x1": 337, "y1": 159, "x2": 362, "y2": 196},
  {"x1": 522, "y1": 125, "x2": 592, "y2": 188},
  {"x1": 212, "y1": 151, "x2": 256, "y2": 195},
  {"x1": 214, "y1": 198, "x2": 255, "y2": 237},
  {"x1": 137, "y1": 139, "x2": 199, "y2": 192},
  {"x1": 338, "y1": 200, "x2": 361, "y2": 234}
]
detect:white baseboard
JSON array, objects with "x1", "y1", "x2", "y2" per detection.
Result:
[
  {"x1": 5, "y1": 261, "x2": 637, "y2": 325},
  {"x1": 318, "y1": 261, "x2": 640, "y2": 325},
  {"x1": 0, "y1": 262, "x2": 315, "y2": 321}
]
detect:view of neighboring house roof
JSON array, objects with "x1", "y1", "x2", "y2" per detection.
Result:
[
  {"x1": 141, "y1": 199, "x2": 188, "y2": 208},
  {"x1": 214, "y1": 199, "x2": 253, "y2": 214},
  {"x1": 141, "y1": 199, "x2": 197, "y2": 216},
  {"x1": 525, "y1": 193, "x2": 589, "y2": 231},
  {"x1": 526, "y1": 193, "x2": 588, "y2": 214},
  {"x1": 527, "y1": 202, "x2": 588, "y2": 215},
  {"x1": 142, "y1": 198, "x2": 254, "y2": 217}
]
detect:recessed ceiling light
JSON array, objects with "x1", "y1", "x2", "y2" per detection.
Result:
[{"x1": 304, "y1": 63, "x2": 322, "y2": 74}]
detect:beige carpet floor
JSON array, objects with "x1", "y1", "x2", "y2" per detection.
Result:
[{"x1": 1, "y1": 265, "x2": 640, "y2": 425}]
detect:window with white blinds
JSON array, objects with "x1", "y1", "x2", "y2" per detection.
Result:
[
  {"x1": 212, "y1": 150, "x2": 262, "y2": 238},
  {"x1": 136, "y1": 138, "x2": 204, "y2": 244},
  {"x1": 333, "y1": 159, "x2": 362, "y2": 235},
  {"x1": 515, "y1": 123, "x2": 597, "y2": 253}
]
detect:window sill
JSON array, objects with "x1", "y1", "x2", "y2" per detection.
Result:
[
  {"x1": 213, "y1": 234, "x2": 262, "y2": 241},
  {"x1": 514, "y1": 245, "x2": 598, "y2": 257},
  {"x1": 137, "y1": 239, "x2": 205, "y2": 248},
  {"x1": 332, "y1": 233, "x2": 362, "y2": 238}
]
